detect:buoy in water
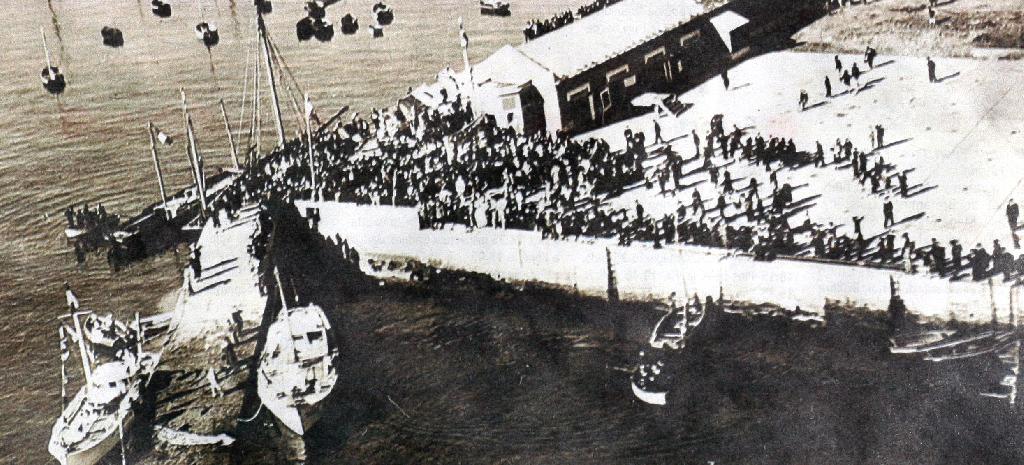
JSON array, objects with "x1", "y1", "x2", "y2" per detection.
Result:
[
  {"x1": 372, "y1": 3, "x2": 393, "y2": 26},
  {"x1": 195, "y1": 23, "x2": 219, "y2": 48},
  {"x1": 101, "y1": 27, "x2": 124, "y2": 48},
  {"x1": 255, "y1": 0, "x2": 273, "y2": 14},
  {"x1": 41, "y1": 66, "x2": 66, "y2": 95},
  {"x1": 151, "y1": 0, "x2": 171, "y2": 18},
  {"x1": 340, "y1": 14, "x2": 358, "y2": 35}
]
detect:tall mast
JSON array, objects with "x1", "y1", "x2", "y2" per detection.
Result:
[
  {"x1": 219, "y1": 99, "x2": 240, "y2": 169},
  {"x1": 249, "y1": 40, "x2": 262, "y2": 163},
  {"x1": 273, "y1": 266, "x2": 300, "y2": 361},
  {"x1": 180, "y1": 89, "x2": 208, "y2": 217},
  {"x1": 257, "y1": 11, "x2": 285, "y2": 147},
  {"x1": 148, "y1": 122, "x2": 170, "y2": 219},
  {"x1": 70, "y1": 312, "x2": 93, "y2": 386},
  {"x1": 187, "y1": 115, "x2": 208, "y2": 217},
  {"x1": 40, "y1": 27, "x2": 55, "y2": 79},
  {"x1": 304, "y1": 93, "x2": 317, "y2": 201}
]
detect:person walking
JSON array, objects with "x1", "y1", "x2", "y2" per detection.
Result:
[
  {"x1": 64, "y1": 282, "x2": 80, "y2": 312},
  {"x1": 1007, "y1": 199, "x2": 1019, "y2": 230},
  {"x1": 721, "y1": 70, "x2": 730, "y2": 89},
  {"x1": 799, "y1": 89, "x2": 809, "y2": 110},
  {"x1": 835, "y1": 54, "x2": 843, "y2": 72},
  {"x1": 653, "y1": 119, "x2": 665, "y2": 144},
  {"x1": 927, "y1": 57, "x2": 937, "y2": 82},
  {"x1": 883, "y1": 199, "x2": 895, "y2": 228},
  {"x1": 851, "y1": 63, "x2": 862, "y2": 88},
  {"x1": 824, "y1": 76, "x2": 832, "y2": 98}
]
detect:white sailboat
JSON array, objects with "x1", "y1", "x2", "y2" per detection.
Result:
[
  {"x1": 48, "y1": 311, "x2": 158, "y2": 465},
  {"x1": 257, "y1": 267, "x2": 339, "y2": 435}
]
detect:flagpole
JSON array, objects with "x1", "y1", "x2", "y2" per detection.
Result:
[
  {"x1": 304, "y1": 93, "x2": 317, "y2": 201},
  {"x1": 148, "y1": 122, "x2": 171, "y2": 220},
  {"x1": 458, "y1": 17, "x2": 473, "y2": 97}
]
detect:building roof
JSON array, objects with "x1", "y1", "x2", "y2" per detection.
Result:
[
  {"x1": 709, "y1": 11, "x2": 749, "y2": 52},
  {"x1": 517, "y1": 0, "x2": 704, "y2": 79},
  {"x1": 473, "y1": 45, "x2": 552, "y2": 88}
]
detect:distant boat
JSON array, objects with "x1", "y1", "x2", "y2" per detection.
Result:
[
  {"x1": 296, "y1": 16, "x2": 334, "y2": 42},
  {"x1": 313, "y1": 18, "x2": 334, "y2": 42},
  {"x1": 255, "y1": 0, "x2": 273, "y2": 14},
  {"x1": 151, "y1": 0, "x2": 172, "y2": 18},
  {"x1": 305, "y1": 1, "x2": 327, "y2": 20},
  {"x1": 100, "y1": 27, "x2": 124, "y2": 48},
  {"x1": 480, "y1": 0, "x2": 511, "y2": 16},
  {"x1": 258, "y1": 269, "x2": 339, "y2": 435},
  {"x1": 630, "y1": 354, "x2": 667, "y2": 405},
  {"x1": 372, "y1": 2, "x2": 393, "y2": 26},
  {"x1": 195, "y1": 22, "x2": 219, "y2": 48},
  {"x1": 340, "y1": 14, "x2": 358, "y2": 35},
  {"x1": 40, "y1": 28, "x2": 66, "y2": 95}
]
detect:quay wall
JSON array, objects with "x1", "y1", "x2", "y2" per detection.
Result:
[{"x1": 300, "y1": 201, "x2": 1018, "y2": 325}]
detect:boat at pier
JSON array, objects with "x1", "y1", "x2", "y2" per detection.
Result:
[
  {"x1": 257, "y1": 269, "x2": 339, "y2": 435},
  {"x1": 649, "y1": 296, "x2": 705, "y2": 350},
  {"x1": 49, "y1": 311, "x2": 159, "y2": 465}
]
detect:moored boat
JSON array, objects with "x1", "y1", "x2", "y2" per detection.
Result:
[
  {"x1": 257, "y1": 269, "x2": 339, "y2": 435},
  {"x1": 49, "y1": 311, "x2": 158, "y2": 465},
  {"x1": 649, "y1": 295, "x2": 705, "y2": 350}
]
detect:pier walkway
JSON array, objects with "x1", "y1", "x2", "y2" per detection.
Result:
[{"x1": 151, "y1": 204, "x2": 269, "y2": 460}]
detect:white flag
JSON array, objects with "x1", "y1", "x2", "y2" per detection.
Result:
[
  {"x1": 305, "y1": 94, "x2": 315, "y2": 118},
  {"x1": 154, "y1": 126, "x2": 173, "y2": 145}
]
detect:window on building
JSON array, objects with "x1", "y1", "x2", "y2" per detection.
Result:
[
  {"x1": 501, "y1": 95, "x2": 518, "y2": 111},
  {"x1": 566, "y1": 84, "x2": 590, "y2": 102},
  {"x1": 606, "y1": 65, "x2": 630, "y2": 83},
  {"x1": 599, "y1": 88, "x2": 612, "y2": 110},
  {"x1": 623, "y1": 75, "x2": 637, "y2": 87},
  {"x1": 679, "y1": 30, "x2": 700, "y2": 48},
  {"x1": 644, "y1": 48, "x2": 667, "y2": 63}
]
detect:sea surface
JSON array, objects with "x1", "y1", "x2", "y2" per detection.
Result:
[{"x1": 0, "y1": 0, "x2": 569, "y2": 462}]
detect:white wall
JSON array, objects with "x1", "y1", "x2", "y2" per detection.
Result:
[{"x1": 300, "y1": 201, "x2": 1018, "y2": 325}]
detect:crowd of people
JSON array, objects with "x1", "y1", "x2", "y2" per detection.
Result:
[
  {"x1": 193, "y1": 45, "x2": 1024, "y2": 288},
  {"x1": 64, "y1": 203, "x2": 119, "y2": 232},
  {"x1": 521, "y1": 0, "x2": 623, "y2": 41}
]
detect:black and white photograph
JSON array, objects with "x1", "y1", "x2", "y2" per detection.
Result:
[{"x1": 3, "y1": 0, "x2": 1024, "y2": 463}]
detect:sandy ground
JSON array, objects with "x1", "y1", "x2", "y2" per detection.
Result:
[
  {"x1": 793, "y1": 0, "x2": 1024, "y2": 57},
  {"x1": 583, "y1": 51, "x2": 1024, "y2": 254}
]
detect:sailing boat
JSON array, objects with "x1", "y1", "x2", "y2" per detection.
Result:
[
  {"x1": 48, "y1": 311, "x2": 158, "y2": 465},
  {"x1": 257, "y1": 267, "x2": 339, "y2": 435},
  {"x1": 40, "y1": 27, "x2": 66, "y2": 95}
]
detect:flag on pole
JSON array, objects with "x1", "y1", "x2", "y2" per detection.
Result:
[
  {"x1": 154, "y1": 126, "x2": 174, "y2": 145},
  {"x1": 304, "y1": 93, "x2": 314, "y2": 118}
]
